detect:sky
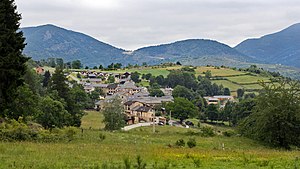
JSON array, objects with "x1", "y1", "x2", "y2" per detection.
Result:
[{"x1": 15, "y1": 0, "x2": 300, "y2": 50}]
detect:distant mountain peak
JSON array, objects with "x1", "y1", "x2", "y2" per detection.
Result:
[{"x1": 235, "y1": 23, "x2": 300, "y2": 68}]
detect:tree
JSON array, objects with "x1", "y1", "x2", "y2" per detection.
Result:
[
  {"x1": 205, "y1": 70, "x2": 212, "y2": 79},
  {"x1": 172, "y1": 85, "x2": 194, "y2": 100},
  {"x1": 205, "y1": 104, "x2": 219, "y2": 122},
  {"x1": 93, "y1": 66, "x2": 98, "y2": 69},
  {"x1": 166, "y1": 97, "x2": 198, "y2": 123},
  {"x1": 37, "y1": 96, "x2": 69, "y2": 129},
  {"x1": 99, "y1": 64, "x2": 104, "y2": 70},
  {"x1": 239, "y1": 80, "x2": 300, "y2": 149},
  {"x1": 237, "y1": 89, "x2": 244, "y2": 98},
  {"x1": 223, "y1": 88, "x2": 230, "y2": 96},
  {"x1": 102, "y1": 97, "x2": 125, "y2": 131},
  {"x1": 149, "y1": 89, "x2": 164, "y2": 97},
  {"x1": 8, "y1": 85, "x2": 41, "y2": 121},
  {"x1": 131, "y1": 71, "x2": 140, "y2": 83},
  {"x1": 0, "y1": 0, "x2": 29, "y2": 114},
  {"x1": 72, "y1": 60, "x2": 82, "y2": 69},
  {"x1": 42, "y1": 70, "x2": 51, "y2": 87},
  {"x1": 107, "y1": 75, "x2": 115, "y2": 83},
  {"x1": 176, "y1": 61, "x2": 182, "y2": 65},
  {"x1": 56, "y1": 58, "x2": 64, "y2": 68}
]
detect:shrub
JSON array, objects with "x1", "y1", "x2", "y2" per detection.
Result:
[
  {"x1": 223, "y1": 130, "x2": 235, "y2": 137},
  {"x1": 175, "y1": 139, "x2": 185, "y2": 147},
  {"x1": 64, "y1": 127, "x2": 78, "y2": 141},
  {"x1": 200, "y1": 126, "x2": 215, "y2": 137},
  {"x1": 99, "y1": 133, "x2": 106, "y2": 142},
  {"x1": 187, "y1": 138, "x2": 196, "y2": 148},
  {"x1": 135, "y1": 155, "x2": 147, "y2": 169}
]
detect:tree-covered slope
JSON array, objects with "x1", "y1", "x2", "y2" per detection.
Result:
[
  {"x1": 21, "y1": 24, "x2": 127, "y2": 66},
  {"x1": 235, "y1": 23, "x2": 300, "y2": 68},
  {"x1": 131, "y1": 39, "x2": 254, "y2": 64}
]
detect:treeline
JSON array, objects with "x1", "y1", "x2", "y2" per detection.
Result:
[{"x1": 2, "y1": 63, "x2": 100, "y2": 129}]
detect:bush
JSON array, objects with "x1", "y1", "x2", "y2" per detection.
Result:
[
  {"x1": 200, "y1": 126, "x2": 215, "y2": 137},
  {"x1": 99, "y1": 133, "x2": 106, "y2": 142},
  {"x1": 223, "y1": 130, "x2": 235, "y2": 137},
  {"x1": 187, "y1": 138, "x2": 196, "y2": 148},
  {"x1": 64, "y1": 127, "x2": 78, "y2": 141},
  {"x1": 175, "y1": 139, "x2": 185, "y2": 147}
]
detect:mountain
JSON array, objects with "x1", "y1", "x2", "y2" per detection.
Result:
[
  {"x1": 130, "y1": 39, "x2": 254, "y2": 65},
  {"x1": 235, "y1": 23, "x2": 300, "y2": 68},
  {"x1": 21, "y1": 24, "x2": 127, "y2": 66}
]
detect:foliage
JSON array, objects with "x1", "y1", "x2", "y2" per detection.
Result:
[
  {"x1": 239, "y1": 80, "x2": 300, "y2": 149},
  {"x1": 205, "y1": 104, "x2": 219, "y2": 122},
  {"x1": 187, "y1": 138, "x2": 197, "y2": 148},
  {"x1": 37, "y1": 96, "x2": 69, "y2": 129},
  {"x1": 166, "y1": 97, "x2": 198, "y2": 123},
  {"x1": 223, "y1": 130, "x2": 235, "y2": 137},
  {"x1": 71, "y1": 60, "x2": 82, "y2": 69},
  {"x1": 200, "y1": 126, "x2": 215, "y2": 137},
  {"x1": 172, "y1": 85, "x2": 194, "y2": 100},
  {"x1": 131, "y1": 71, "x2": 141, "y2": 83},
  {"x1": 175, "y1": 139, "x2": 185, "y2": 147},
  {"x1": 149, "y1": 88, "x2": 165, "y2": 97},
  {"x1": 102, "y1": 97, "x2": 125, "y2": 131},
  {"x1": 107, "y1": 75, "x2": 115, "y2": 83},
  {"x1": 223, "y1": 87, "x2": 231, "y2": 96},
  {"x1": 0, "y1": 0, "x2": 29, "y2": 114},
  {"x1": 135, "y1": 155, "x2": 147, "y2": 169},
  {"x1": 237, "y1": 88, "x2": 245, "y2": 98}
]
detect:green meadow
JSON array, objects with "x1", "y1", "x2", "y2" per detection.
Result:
[{"x1": 0, "y1": 111, "x2": 299, "y2": 169}]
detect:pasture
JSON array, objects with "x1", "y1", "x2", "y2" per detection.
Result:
[{"x1": 0, "y1": 111, "x2": 299, "y2": 169}]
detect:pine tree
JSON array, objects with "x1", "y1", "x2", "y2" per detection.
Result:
[{"x1": 0, "y1": 0, "x2": 29, "y2": 114}]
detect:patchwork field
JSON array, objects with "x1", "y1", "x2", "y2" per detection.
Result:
[{"x1": 0, "y1": 111, "x2": 299, "y2": 169}]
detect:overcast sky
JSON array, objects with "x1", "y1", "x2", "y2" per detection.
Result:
[{"x1": 15, "y1": 0, "x2": 300, "y2": 50}]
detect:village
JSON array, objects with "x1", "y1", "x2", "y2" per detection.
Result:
[{"x1": 49, "y1": 68, "x2": 236, "y2": 127}]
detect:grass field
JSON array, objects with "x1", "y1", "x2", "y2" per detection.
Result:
[
  {"x1": 0, "y1": 111, "x2": 299, "y2": 169},
  {"x1": 212, "y1": 80, "x2": 243, "y2": 92},
  {"x1": 226, "y1": 75, "x2": 270, "y2": 84},
  {"x1": 195, "y1": 67, "x2": 246, "y2": 77}
]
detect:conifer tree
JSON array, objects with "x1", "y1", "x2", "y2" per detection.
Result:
[{"x1": 0, "y1": 0, "x2": 29, "y2": 114}]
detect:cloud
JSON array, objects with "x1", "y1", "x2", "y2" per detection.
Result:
[{"x1": 15, "y1": 0, "x2": 300, "y2": 50}]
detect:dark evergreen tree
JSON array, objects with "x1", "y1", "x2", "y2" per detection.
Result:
[
  {"x1": 0, "y1": 0, "x2": 29, "y2": 114},
  {"x1": 42, "y1": 70, "x2": 51, "y2": 87}
]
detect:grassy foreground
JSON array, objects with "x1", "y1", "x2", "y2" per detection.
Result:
[{"x1": 1, "y1": 111, "x2": 299, "y2": 169}]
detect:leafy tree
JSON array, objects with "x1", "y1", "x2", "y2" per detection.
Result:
[
  {"x1": 149, "y1": 89, "x2": 164, "y2": 97},
  {"x1": 155, "y1": 75, "x2": 165, "y2": 86},
  {"x1": 131, "y1": 71, "x2": 140, "y2": 83},
  {"x1": 231, "y1": 98, "x2": 255, "y2": 126},
  {"x1": 142, "y1": 73, "x2": 152, "y2": 80},
  {"x1": 56, "y1": 58, "x2": 64, "y2": 68},
  {"x1": 166, "y1": 71, "x2": 197, "y2": 90},
  {"x1": 223, "y1": 88, "x2": 230, "y2": 96},
  {"x1": 0, "y1": 0, "x2": 29, "y2": 114},
  {"x1": 85, "y1": 66, "x2": 89, "y2": 69},
  {"x1": 107, "y1": 75, "x2": 115, "y2": 83},
  {"x1": 102, "y1": 97, "x2": 125, "y2": 131},
  {"x1": 205, "y1": 104, "x2": 219, "y2": 122},
  {"x1": 239, "y1": 80, "x2": 300, "y2": 149},
  {"x1": 172, "y1": 85, "x2": 194, "y2": 100},
  {"x1": 23, "y1": 67, "x2": 43, "y2": 95},
  {"x1": 71, "y1": 60, "x2": 82, "y2": 69},
  {"x1": 237, "y1": 89, "x2": 244, "y2": 98},
  {"x1": 37, "y1": 96, "x2": 69, "y2": 129},
  {"x1": 176, "y1": 61, "x2": 182, "y2": 65},
  {"x1": 8, "y1": 85, "x2": 41, "y2": 121},
  {"x1": 99, "y1": 64, "x2": 104, "y2": 70},
  {"x1": 93, "y1": 66, "x2": 98, "y2": 69},
  {"x1": 166, "y1": 97, "x2": 198, "y2": 123},
  {"x1": 205, "y1": 70, "x2": 212, "y2": 78}
]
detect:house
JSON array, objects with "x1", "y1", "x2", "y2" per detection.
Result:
[
  {"x1": 204, "y1": 95, "x2": 234, "y2": 108},
  {"x1": 123, "y1": 100, "x2": 155, "y2": 124},
  {"x1": 118, "y1": 81, "x2": 142, "y2": 94},
  {"x1": 107, "y1": 83, "x2": 118, "y2": 95},
  {"x1": 129, "y1": 96, "x2": 174, "y2": 106},
  {"x1": 35, "y1": 67, "x2": 44, "y2": 74}
]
